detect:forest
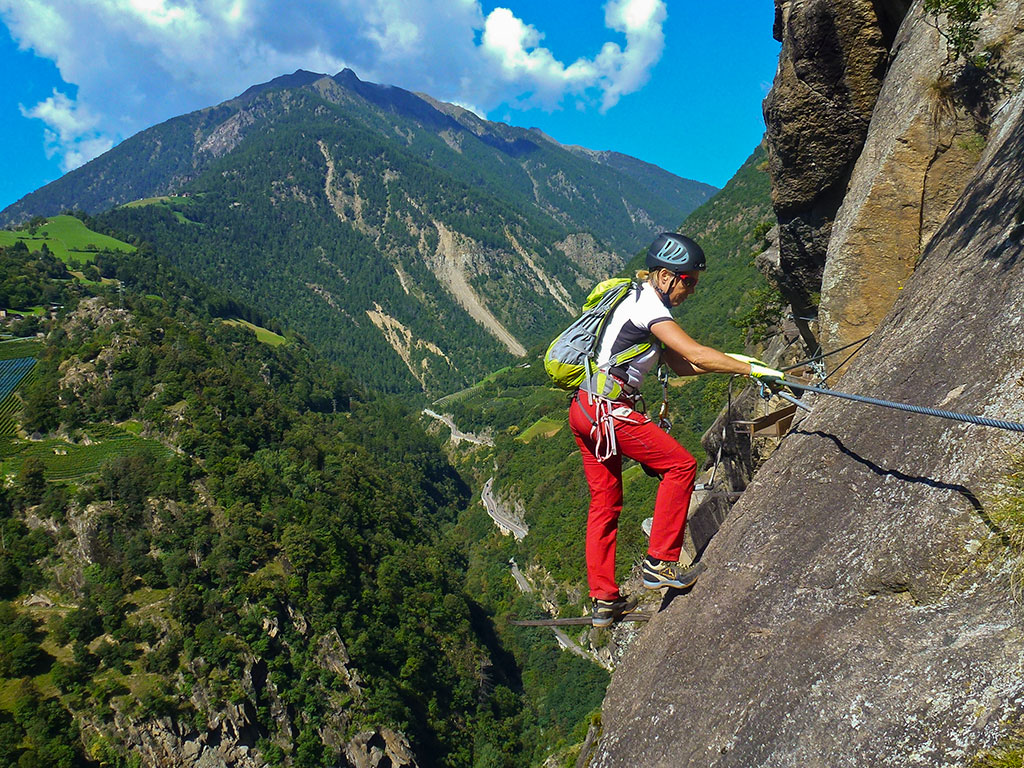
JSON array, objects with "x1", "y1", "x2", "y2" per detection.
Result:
[{"x1": 0, "y1": 239, "x2": 610, "y2": 767}]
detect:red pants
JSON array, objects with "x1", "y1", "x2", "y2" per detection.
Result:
[{"x1": 569, "y1": 393, "x2": 697, "y2": 600}]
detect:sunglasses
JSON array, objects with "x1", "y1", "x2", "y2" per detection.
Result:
[{"x1": 675, "y1": 273, "x2": 698, "y2": 288}]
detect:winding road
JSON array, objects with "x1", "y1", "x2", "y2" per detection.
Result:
[
  {"x1": 481, "y1": 477, "x2": 528, "y2": 540},
  {"x1": 508, "y1": 558, "x2": 609, "y2": 669},
  {"x1": 422, "y1": 409, "x2": 495, "y2": 446}
]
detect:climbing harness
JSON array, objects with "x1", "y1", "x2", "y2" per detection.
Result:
[
  {"x1": 656, "y1": 365, "x2": 671, "y2": 431},
  {"x1": 573, "y1": 390, "x2": 650, "y2": 463}
]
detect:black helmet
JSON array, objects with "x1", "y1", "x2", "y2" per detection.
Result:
[{"x1": 646, "y1": 232, "x2": 706, "y2": 273}]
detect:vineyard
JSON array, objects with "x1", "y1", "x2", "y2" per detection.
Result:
[
  {"x1": 0, "y1": 423, "x2": 174, "y2": 481},
  {"x1": 0, "y1": 337, "x2": 44, "y2": 361},
  {"x1": 0, "y1": 357, "x2": 36, "y2": 402},
  {"x1": 0, "y1": 339, "x2": 41, "y2": 437}
]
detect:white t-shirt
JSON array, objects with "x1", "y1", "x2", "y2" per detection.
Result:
[{"x1": 594, "y1": 282, "x2": 671, "y2": 392}]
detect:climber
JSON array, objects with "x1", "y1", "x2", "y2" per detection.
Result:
[{"x1": 569, "y1": 232, "x2": 784, "y2": 626}]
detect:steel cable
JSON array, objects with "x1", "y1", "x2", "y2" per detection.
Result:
[{"x1": 767, "y1": 378, "x2": 1024, "y2": 434}]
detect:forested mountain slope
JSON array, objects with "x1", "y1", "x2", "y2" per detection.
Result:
[
  {"x1": 0, "y1": 235, "x2": 615, "y2": 768},
  {"x1": 1, "y1": 69, "x2": 715, "y2": 396}
]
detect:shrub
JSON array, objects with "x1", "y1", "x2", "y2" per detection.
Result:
[{"x1": 924, "y1": 0, "x2": 997, "y2": 59}]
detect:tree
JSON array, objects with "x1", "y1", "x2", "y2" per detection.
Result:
[
  {"x1": 17, "y1": 457, "x2": 47, "y2": 506},
  {"x1": 22, "y1": 374, "x2": 60, "y2": 435},
  {"x1": 924, "y1": 0, "x2": 997, "y2": 59}
]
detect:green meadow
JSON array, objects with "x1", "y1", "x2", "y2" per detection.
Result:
[
  {"x1": 122, "y1": 195, "x2": 195, "y2": 223},
  {"x1": 0, "y1": 214, "x2": 135, "y2": 265},
  {"x1": 515, "y1": 415, "x2": 563, "y2": 442},
  {"x1": 223, "y1": 317, "x2": 287, "y2": 346},
  {"x1": 0, "y1": 338, "x2": 44, "y2": 361},
  {"x1": 0, "y1": 424, "x2": 173, "y2": 481}
]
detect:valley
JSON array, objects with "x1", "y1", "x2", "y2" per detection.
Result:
[{"x1": 4, "y1": 0, "x2": 1020, "y2": 761}]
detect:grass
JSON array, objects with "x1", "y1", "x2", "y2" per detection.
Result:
[
  {"x1": 127, "y1": 587, "x2": 173, "y2": 609},
  {"x1": 987, "y1": 450, "x2": 1024, "y2": 598},
  {"x1": 122, "y1": 196, "x2": 176, "y2": 208},
  {"x1": 120, "y1": 420, "x2": 143, "y2": 435},
  {"x1": 433, "y1": 365, "x2": 520, "y2": 407},
  {"x1": 4, "y1": 306, "x2": 45, "y2": 317},
  {"x1": 0, "y1": 215, "x2": 135, "y2": 265},
  {"x1": 516, "y1": 416, "x2": 563, "y2": 442},
  {"x1": 244, "y1": 559, "x2": 289, "y2": 595},
  {"x1": 0, "y1": 670, "x2": 57, "y2": 710},
  {"x1": 126, "y1": 587, "x2": 174, "y2": 628},
  {"x1": 972, "y1": 723, "x2": 1024, "y2": 767},
  {"x1": 223, "y1": 318, "x2": 287, "y2": 346},
  {"x1": 122, "y1": 195, "x2": 194, "y2": 224},
  {"x1": 66, "y1": 269, "x2": 115, "y2": 286},
  {"x1": 0, "y1": 338, "x2": 44, "y2": 361},
  {"x1": 0, "y1": 677, "x2": 22, "y2": 711}
]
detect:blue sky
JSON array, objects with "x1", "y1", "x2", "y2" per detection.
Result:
[{"x1": 0, "y1": 1, "x2": 780, "y2": 212}]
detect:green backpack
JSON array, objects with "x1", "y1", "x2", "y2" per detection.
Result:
[{"x1": 544, "y1": 278, "x2": 654, "y2": 393}]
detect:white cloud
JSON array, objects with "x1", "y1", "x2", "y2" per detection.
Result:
[
  {"x1": 480, "y1": 0, "x2": 665, "y2": 111},
  {"x1": 481, "y1": 9, "x2": 597, "y2": 107},
  {"x1": 2, "y1": 0, "x2": 667, "y2": 170},
  {"x1": 597, "y1": 0, "x2": 666, "y2": 110},
  {"x1": 19, "y1": 90, "x2": 113, "y2": 172}
]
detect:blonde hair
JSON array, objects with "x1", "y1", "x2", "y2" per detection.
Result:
[{"x1": 637, "y1": 268, "x2": 672, "y2": 283}]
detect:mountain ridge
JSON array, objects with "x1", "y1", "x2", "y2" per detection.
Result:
[
  {"x1": 1, "y1": 68, "x2": 715, "y2": 229},
  {"x1": 4, "y1": 67, "x2": 716, "y2": 395}
]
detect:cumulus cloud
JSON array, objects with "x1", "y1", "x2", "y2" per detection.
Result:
[
  {"x1": 481, "y1": 0, "x2": 665, "y2": 111},
  {"x1": 19, "y1": 90, "x2": 114, "y2": 172},
  {"x1": 1, "y1": 0, "x2": 666, "y2": 170}
]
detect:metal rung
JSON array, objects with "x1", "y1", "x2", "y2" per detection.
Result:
[{"x1": 733, "y1": 404, "x2": 799, "y2": 438}]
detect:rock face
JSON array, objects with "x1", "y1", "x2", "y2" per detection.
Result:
[
  {"x1": 344, "y1": 729, "x2": 420, "y2": 768},
  {"x1": 89, "y1": 634, "x2": 418, "y2": 768},
  {"x1": 819, "y1": 0, "x2": 1024, "y2": 357},
  {"x1": 590, "y1": 69, "x2": 1024, "y2": 767},
  {"x1": 763, "y1": 0, "x2": 908, "y2": 325}
]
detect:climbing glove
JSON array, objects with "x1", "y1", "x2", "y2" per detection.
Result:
[
  {"x1": 725, "y1": 353, "x2": 785, "y2": 381},
  {"x1": 749, "y1": 363, "x2": 786, "y2": 381}
]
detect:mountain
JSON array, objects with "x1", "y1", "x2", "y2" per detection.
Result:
[
  {"x1": 1, "y1": 69, "x2": 715, "y2": 396},
  {"x1": 0, "y1": 230, "x2": 620, "y2": 768},
  {"x1": 0, "y1": 113, "x2": 771, "y2": 763}
]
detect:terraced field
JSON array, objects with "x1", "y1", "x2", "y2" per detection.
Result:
[
  {"x1": 0, "y1": 358, "x2": 36, "y2": 438},
  {"x1": 0, "y1": 338, "x2": 44, "y2": 361},
  {"x1": 0, "y1": 358, "x2": 36, "y2": 401},
  {"x1": 0, "y1": 424, "x2": 173, "y2": 481}
]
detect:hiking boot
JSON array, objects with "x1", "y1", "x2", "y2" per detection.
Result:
[
  {"x1": 642, "y1": 558, "x2": 706, "y2": 590},
  {"x1": 592, "y1": 595, "x2": 638, "y2": 627}
]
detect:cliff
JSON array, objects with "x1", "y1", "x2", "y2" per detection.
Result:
[{"x1": 591, "y1": 1, "x2": 1024, "y2": 765}]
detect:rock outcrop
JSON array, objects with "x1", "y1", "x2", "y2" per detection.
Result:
[
  {"x1": 819, "y1": 0, "x2": 1024, "y2": 358},
  {"x1": 593, "y1": 5, "x2": 1024, "y2": 766},
  {"x1": 763, "y1": 0, "x2": 909, "y2": 336}
]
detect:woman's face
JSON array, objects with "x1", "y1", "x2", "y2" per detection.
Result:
[{"x1": 659, "y1": 269, "x2": 699, "y2": 306}]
